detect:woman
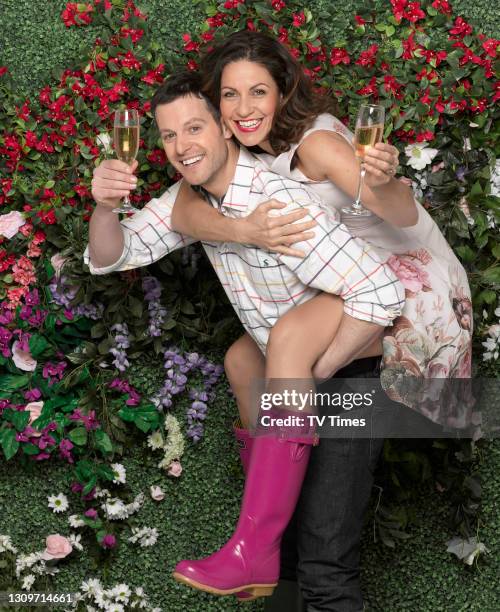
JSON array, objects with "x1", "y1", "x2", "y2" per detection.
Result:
[{"x1": 171, "y1": 30, "x2": 472, "y2": 600}]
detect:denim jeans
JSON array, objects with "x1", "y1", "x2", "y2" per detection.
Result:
[{"x1": 276, "y1": 356, "x2": 385, "y2": 612}]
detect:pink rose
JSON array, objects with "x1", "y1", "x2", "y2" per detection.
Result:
[
  {"x1": 12, "y1": 340, "x2": 37, "y2": 371},
  {"x1": 50, "y1": 253, "x2": 67, "y2": 278},
  {"x1": 167, "y1": 460, "x2": 182, "y2": 478},
  {"x1": 26, "y1": 401, "x2": 44, "y2": 437},
  {"x1": 387, "y1": 255, "x2": 431, "y2": 293},
  {"x1": 41, "y1": 534, "x2": 73, "y2": 560},
  {"x1": 0, "y1": 211, "x2": 25, "y2": 239},
  {"x1": 150, "y1": 485, "x2": 165, "y2": 500}
]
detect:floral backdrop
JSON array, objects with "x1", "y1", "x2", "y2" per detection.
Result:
[{"x1": 0, "y1": 0, "x2": 498, "y2": 606}]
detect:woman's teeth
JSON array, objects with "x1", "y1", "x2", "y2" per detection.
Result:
[
  {"x1": 182, "y1": 155, "x2": 203, "y2": 166},
  {"x1": 237, "y1": 119, "x2": 261, "y2": 128}
]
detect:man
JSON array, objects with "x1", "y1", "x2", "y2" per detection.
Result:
[{"x1": 85, "y1": 71, "x2": 404, "y2": 610}]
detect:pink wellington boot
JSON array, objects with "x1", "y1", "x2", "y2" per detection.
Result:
[
  {"x1": 173, "y1": 414, "x2": 316, "y2": 599},
  {"x1": 233, "y1": 419, "x2": 253, "y2": 475}
]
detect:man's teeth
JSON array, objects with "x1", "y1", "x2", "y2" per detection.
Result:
[
  {"x1": 238, "y1": 119, "x2": 261, "y2": 128},
  {"x1": 182, "y1": 155, "x2": 203, "y2": 166}
]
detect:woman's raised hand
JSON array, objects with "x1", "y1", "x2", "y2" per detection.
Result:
[
  {"x1": 361, "y1": 143, "x2": 400, "y2": 189},
  {"x1": 240, "y1": 199, "x2": 317, "y2": 257}
]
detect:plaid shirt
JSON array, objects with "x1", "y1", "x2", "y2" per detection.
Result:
[{"x1": 84, "y1": 147, "x2": 404, "y2": 354}]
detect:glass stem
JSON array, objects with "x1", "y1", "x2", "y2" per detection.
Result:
[{"x1": 352, "y1": 163, "x2": 366, "y2": 211}]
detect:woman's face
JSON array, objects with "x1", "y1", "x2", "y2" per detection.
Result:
[{"x1": 220, "y1": 60, "x2": 281, "y2": 152}]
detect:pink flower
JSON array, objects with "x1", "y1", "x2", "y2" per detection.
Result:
[
  {"x1": 101, "y1": 534, "x2": 116, "y2": 549},
  {"x1": 0, "y1": 211, "x2": 25, "y2": 239},
  {"x1": 387, "y1": 255, "x2": 431, "y2": 293},
  {"x1": 150, "y1": 485, "x2": 165, "y2": 500},
  {"x1": 50, "y1": 253, "x2": 67, "y2": 278},
  {"x1": 41, "y1": 534, "x2": 73, "y2": 560},
  {"x1": 167, "y1": 460, "x2": 183, "y2": 478},
  {"x1": 12, "y1": 340, "x2": 37, "y2": 371},
  {"x1": 25, "y1": 401, "x2": 44, "y2": 437}
]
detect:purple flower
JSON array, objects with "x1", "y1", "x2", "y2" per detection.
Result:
[
  {"x1": 42, "y1": 361, "x2": 67, "y2": 385},
  {"x1": 25, "y1": 289, "x2": 40, "y2": 306},
  {"x1": 84, "y1": 508, "x2": 98, "y2": 519},
  {"x1": 19, "y1": 305, "x2": 33, "y2": 320},
  {"x1": 101, "y1": 534, "x2": 116, "y2": 549},
  {"x1": 71, "y1": 482, "x2": 84, "y2": 493},
  {"x1": 187, "y1": 423, "x2": 204, "y2": 443},
  {"x1": 59, "y1": 438, "x2": 74, "y2": 463},
  {"x1": 0, "y1": 326, "x2": 13, "y2": 357},
  {"x1": 24, "y1": 388, "x2": 42, "y2": 401},
  {"x1": 27, "y1": 309, "x2": 47, "y2": 328}
]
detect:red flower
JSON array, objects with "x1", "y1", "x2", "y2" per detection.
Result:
[
  {"x1": 292, "y1": 12, "x2": 306, "y2": 27},
  {"x1": 469, "y1": 98, "x2": 488, "y2": 113},
  {"x1": 182, "y1": 33, "x2": 200, "y2": 53},
  {"x1": 483, "y1": 60, "x2": 494, "y2": 79},
  {"x1": 39, "y1": 86, "x2": 52, "y2": 106},
  {"x1": 354, "y1": 15, "x2": 366, "y2": 25},
  {"x1": 419, "y1": 88, "x2": 432, "y2": 105},
  {"x1": 492, "y1": 81, "x2": 500, "y2": 103},
  {"x1": 405, "y1": 2, "x2": 425, "y2": 22},
  {"x1": 356, "y1": 44, "x2": 379, "y2": 68},
  {"x1": 431, "y1": 0, "x2": 452, "y2": 15},
  {"x1": 120, "y1": 51, "x2": 142, "y2": 71},
  {"x1": 357, "y1": 76, "x2": 378, "y2": 97},
  {"x1": 141, "y1": 64, "x2": 165, "y2": 85},
  {"x1": 421, "y1": 49, "x2": 447, "y2": 67},
  {"x1": 383, "y1": 75, "x2": 403, "y2": 98},
  {"x1": 74, "y1": 184, "x2": 91, "y2": 198},
  {"x1": 16, "y1": 101, "x2": 30, "y2": 121},
  {"x1": 482, "y1": 39, "x2": 500, "y2": 58},
  {"x1": 416, "y1": 130, "x2": 435, "y2": 142},
  {"x1": 272, "y1": 0, "x2": 285, "y2": 10},
  {"x1": 402, "y1": 32, "x2": 417, "y2": 59},
  {"x1": 288, "y1": 47, "x2": 300, "y2": 59},
  {"x1": 147, "y1": 149, "x2": 167, "y2": 166},
  {"x1": 207, "y1": 13, "x2": 225, "y2": 28},
  {"x1": 223, "y1": 0, "x2": 244, "y2": 8},
  {"x1": 61, "y1": 2, "x2": 94, "y2": 28},
  {"x1": 330, "y1": 48, "x2": 350, "y2": 66},
  {"x1": 120, "y1": 27, "x2": 144, "y2": 44},
  {"x1": 37, "y1": 209, "x2": 57, "y2": 225},
  {"x1": 186, "y1": 59, "x2": 198, "y2": 71},
  {"x1": 278, "y1": 27, "x2": 289, "y2": 44},
  {"x1": 449, "y1": 17, "x2": 473, "y2": 39},
  {"x1": 0, "y1": 66, "x2": 8, "y2": 77},
  {"x1": 460, "y1": 48, "x2": 483, "y2": 66}
]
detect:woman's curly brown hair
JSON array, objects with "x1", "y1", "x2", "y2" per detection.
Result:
[{"x1": 200, "y1": 30, "x2": 334, "y2": 155}]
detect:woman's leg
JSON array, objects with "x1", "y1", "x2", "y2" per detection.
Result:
[{"x1": 224, "y1": 333, "x2": 265, "y2": 429}]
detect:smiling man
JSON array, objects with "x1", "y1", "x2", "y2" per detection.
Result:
[{"x1": 84, "y1": 71, "x2": 404, "y2": 609}]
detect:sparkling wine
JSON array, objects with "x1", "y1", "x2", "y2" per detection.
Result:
[
  {"x1": 353, "y1": 124, "x2": 384, "y2": 158},
  {"x1": 114, "y1": 125, "x2": 140, "y2": 164}
]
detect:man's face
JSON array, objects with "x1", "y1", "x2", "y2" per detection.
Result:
[{"x1": 156, "y1": 94, "x2": 231, "y2": 186}]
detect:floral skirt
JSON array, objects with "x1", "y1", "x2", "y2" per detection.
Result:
[{"x1": 379, "y1": 248, "x2": 473, "y2": 425}]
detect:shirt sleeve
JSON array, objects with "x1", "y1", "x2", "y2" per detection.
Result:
[
  {"x1": 83, "y1": 181, "x2": 198, "y2": 275},
  {"x1": 261, "y1": 174, "x2": 405, "y2": 326}
]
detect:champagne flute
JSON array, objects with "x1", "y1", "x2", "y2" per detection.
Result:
[
  {"x1": 342, "y1": 104, "x2": 385, "y2": 217},
  {"x1": 112, "y1": 109, "x2": 140, "y2": 213}
]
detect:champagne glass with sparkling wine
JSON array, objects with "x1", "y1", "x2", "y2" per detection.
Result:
[
  {"x1": 342, "y1": 104, "x2": 385, "y2": 217},
  {"x1": 113, "y1": 109, "x2": 140, "y2": 213}
]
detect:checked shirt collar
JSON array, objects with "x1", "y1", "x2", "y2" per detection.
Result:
[{"x1": 191, "y1": 146, "x2": 256, "y2": 216}]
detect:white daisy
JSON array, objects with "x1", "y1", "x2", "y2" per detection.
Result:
[
  {"x1": 0, "y1": 534, "x2": 18, "y2": 554},
  {"x1": 109, "y1": 583, "x2": 131, "y2": 604},
  {"x1": 102, "y1": 498, "x2": 128, "y2": 520},
  {"x1": 68, "y1": 514, "x2": 85, "y2": 528},
  {"x1": 68, "y1": 533, "x2": 83, "y2": 551},
  {"x1": 147, "y1": 431, "x2": 164, "y2": 450},
  {"x1": 110, "y1": 463, "x2": 126, "y2": 485},
  {"x1": 106, "y1": 603, "x2": 125, "y2": 612},
  {"x1": 48, "y1": 493, "x2": 69, "y2": 513},
  {"x1": 21, "y1": 574, "x2": 35, "y2": 591},
  {"x1": 81, "y1": 577, "x2": 103, "y2": 598},
  {"x1": 94, "y1": 486, "x2": 111, "y2": 499}
]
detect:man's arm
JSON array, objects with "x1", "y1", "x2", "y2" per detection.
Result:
[{"x1": 84, "y1": 160, "x2": 197, "y2": 275}]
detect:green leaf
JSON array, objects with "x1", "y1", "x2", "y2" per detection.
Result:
[
  {"x1": 0, "y1": 428, "x2": 19, "y2": 460},
  {"x1": 69, "y1": 426, "x2": 88, "y2": 446},
  {"x1": 492, "y1": 244, "x2": 500, "y2": 259},
  {"x1": 0, "y1": 374, "x2": 30, "y2": 392},
  {"x1": 29, "y1": 334, "x2": 50, "y2": 358},
  {"x1": 95, "y1": 430, "x2": 113, "y2": 454},
  {"x1": 482, "y1": 267, "x2": 500, "y2": 283},
  {"x1": 455, "y1": 246, "x2": 476, "y2": 262},
  {"x1": 3, "y1": 408, "x2": 30, "y2": 432}
]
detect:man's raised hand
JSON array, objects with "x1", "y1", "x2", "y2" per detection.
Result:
[{"x1": 91, "y1": 159, "x2": 138, "y2": 210}]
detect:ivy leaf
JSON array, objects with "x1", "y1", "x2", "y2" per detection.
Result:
[
  {"x1": 69, "y1": 427, "x2": 88, "y2": 446},
  {"x1": 0, "y1": 429, "x2": 19, "y2": 461},
  {"x1": 95, "y1": 430, "x2": 113, "y2": 454},
  {"x1": 0, "y1": 375, "x2": 30, "y2": 392}
]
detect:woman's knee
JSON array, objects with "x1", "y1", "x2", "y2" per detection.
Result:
[{"x1": 224, "y1": 334, "x2": 263, "y2": 387}]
